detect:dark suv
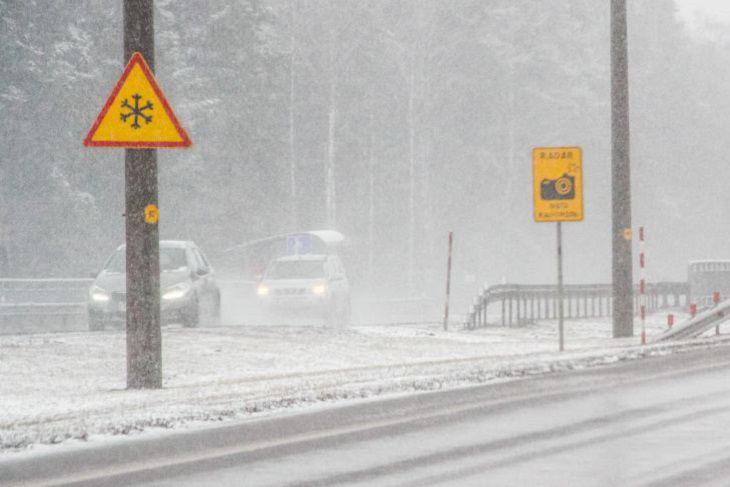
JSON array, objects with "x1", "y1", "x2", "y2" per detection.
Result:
[{"x1": 87, "y1": 240, "x2": 220, "y2": 330}]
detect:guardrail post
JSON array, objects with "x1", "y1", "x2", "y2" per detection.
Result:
[
  {"x1": 714, "y1": 291, "x2": 721, "y2": 335},
  {"x1": 542, "y1": 296, "x2": 550, "y2": 319},
  {"x1": 477, "y1": 295, "x2": 488, "y2": 328},
  {"x1": 530, "y1": 294, "x2": 535, "y2": 322},
  {"x1": 552, "y1": 292, "x2": 557, "y2": 320},
  {"x1": 519, "y1": 291, "x2": 524, "y2": 325},
  {"x1": 480, "y1": 298, "x2": 486, "y2": 327},
  {"x1": 508, "y1": 293, "x2": 513, "y2": 327},
  {"x1": 472, "y1": 298, "x2": 478, "y2": 328},
  {"x1": 501, "y1": 297, "x2": 506, "y2": 327},
  {"x1": 566, "y1": 294, "x2": 571, "y2": 319}
]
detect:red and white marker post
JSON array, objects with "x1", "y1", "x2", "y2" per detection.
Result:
[
  {"x1": 714, "y1": 291, "x2": 721, "y2": 335},
  {"x1": 639, "y1": 226, "x2": 647, "y2": 345}
]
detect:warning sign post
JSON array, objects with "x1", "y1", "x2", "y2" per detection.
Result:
[
  {"x1": 84, "y1": 52, "x2": 191, "y2": 148},
  {"x1": 84, "y1": 1, "x2": 191, "y2": 389}
]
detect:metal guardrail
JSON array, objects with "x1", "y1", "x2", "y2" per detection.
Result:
[
  {"x1": 655, "y1": 299, "x2": 730, "y2": 341},
  {"x1": 0, "y1": 278, "x2": 93, "y2": 304},
  {"x1": 0, "y1": 279, "x2": 92, "y2": 331},
  {"x1": 465, "y1": 281, "x2": 690, "y2": 329}
]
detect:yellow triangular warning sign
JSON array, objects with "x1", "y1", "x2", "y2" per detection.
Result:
[{"x1": 84, "y1": 52, "x2": 191, "y2": 148}]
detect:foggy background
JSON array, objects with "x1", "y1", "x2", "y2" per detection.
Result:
[{"x1": 2, "y1": 0, "x2": 729, "y2": 313}]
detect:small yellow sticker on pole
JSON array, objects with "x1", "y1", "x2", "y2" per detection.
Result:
[
  {"x1": 533, "y1": 147, "x2": 583, "y2": 222},
  {"x1": 144, "y1": 204, "x2": 159, "y2": 224},
  {"x1": 623, "y1": 227, "x2": 632, "y2": 240}
]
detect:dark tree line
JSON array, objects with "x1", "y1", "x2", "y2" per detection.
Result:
[{"x1": 2, "y1": 1, "x2": 728, "y2": 308}]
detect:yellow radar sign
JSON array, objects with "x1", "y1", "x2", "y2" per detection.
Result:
[
  {"x1": 84, "y1": 52, "x2": 191, "y2": 148},
  {"x1": 532, "y1": 147, "x2": 583, "y2": 222}
]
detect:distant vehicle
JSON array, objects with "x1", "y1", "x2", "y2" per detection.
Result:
[
  {"x1": 87, "y1": 240, "x2": 220, "y2": 330},
  {"x1": 688, "y1": 260, "x2": 730, "y2": 307},
  {"x1": 218, "y1": 230, "x2": 347, "y2": 282},
  {"x1": 256, "y1": 254, "x2": 350, "y2": 327}
]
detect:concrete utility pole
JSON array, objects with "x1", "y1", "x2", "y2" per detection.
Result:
[
  {"x1": 611, "y1": 0, "x2": 634, "y2": 338},
  {"x1": 124, "y1": 0, "x2": 162, "y2": 388}
]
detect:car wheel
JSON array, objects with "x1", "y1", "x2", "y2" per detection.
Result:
[
  {"x1": 340, "y1": 301, "x2": 351, "y2": 328},
  {"x1": 324, "y1": 302, "x2": 342, "y2": 328},
  {"x1": 182, "y1": 297, "x2": 200, "y2": 328},
  {"x1": 322, "y1": 306, "x2": 334, "y2": 328},
  {"x1": 88, "y1": 312, "x2": 104, "y2": 331},
  {"x1": 209, "y1": 290, "x2": 221, "y2": 326}
]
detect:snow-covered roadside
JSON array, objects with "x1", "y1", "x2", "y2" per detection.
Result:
[{"x1": 1, "y1": 313, "x2": 726, "y2": 454}]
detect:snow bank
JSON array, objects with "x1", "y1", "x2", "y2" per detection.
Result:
[{"x1": 1, "y1": 313, "x2": 725, "y2": 454}]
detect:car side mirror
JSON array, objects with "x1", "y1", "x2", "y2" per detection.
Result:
[{"x1": 196, "y1": 268, "x2": 208, "y2": 277}]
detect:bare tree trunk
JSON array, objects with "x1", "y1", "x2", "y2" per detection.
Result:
[
  {"x1": 497, "y1": 61, "x2": 517, "y2": 265},
  {"x1": 367, "y1": 95, "x2": 376, "y2": 290},
  {"x1": 420, "y1": 122, "x2": 433, "y2": 298},
  {"x1": 325, "y1": 27, "x2": 337, "y2": 228},
  {"x1": 288, "y1": 0, "x2": 298, "y2": 232},
  {"x1": 506, "y1": 69, "x2": 516, "y2": 199},
  {"x1": 407, "y1": 49, "x2": 416, "y2": 294}
]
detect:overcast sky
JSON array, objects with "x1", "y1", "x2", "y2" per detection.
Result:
[{"x1": 675, "y1": 0, "x2": 730, "y2": 42}]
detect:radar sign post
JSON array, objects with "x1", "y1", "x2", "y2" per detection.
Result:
[{"x1": 533, "y1": 147, "x2": 584, "y2": 352}]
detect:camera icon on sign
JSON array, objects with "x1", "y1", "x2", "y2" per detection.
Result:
[{"x1": 540, "y1": 173, "x2": 575, "y2": 200}]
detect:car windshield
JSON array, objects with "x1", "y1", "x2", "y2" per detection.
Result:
[
  {"x1": 103, "y1": 248, "x2": 188, "y2": 273},
  {"x1": 266, "y1": 259, "x2": 325, "y2": 279}
]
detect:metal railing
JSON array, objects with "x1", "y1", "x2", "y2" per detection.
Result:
[
  {"x1": 0, "y1": 278, "x2": 93, "y2": 303},
  {"x1": 464, "y1": 281, "x2": 690, "y2": 329},
  {"x1": 0, "y1": 279, "x2": 92, "y2": 331}
]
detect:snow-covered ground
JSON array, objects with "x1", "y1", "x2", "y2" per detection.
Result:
[{"x1": 1, "y1": 312, "x2": 726, "y2": 455}]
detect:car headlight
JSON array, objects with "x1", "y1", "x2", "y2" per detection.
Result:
[
  {"x1": 257, "y1": 285, "x2": 270, "y2": 296},
  {"x1": 162, "y1": 282, "x2": 191, "y2": 300},
  {"x1": 89, "y1": 286, "x2": 110, "y2": 302},
  {"x1": 311, "y1": 284, "x2": 327, "y2": 295}
]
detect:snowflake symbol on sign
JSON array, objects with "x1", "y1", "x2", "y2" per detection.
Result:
[{"x1": 120, "y1": 94, "x2": 153, "y2": 129}]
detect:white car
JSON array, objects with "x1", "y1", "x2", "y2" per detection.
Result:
[{"x1": 256, "y1": 254, "x2": 350, "y2": 327}]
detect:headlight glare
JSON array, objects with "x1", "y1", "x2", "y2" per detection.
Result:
[
  {"x1": 257, "y1": 285, "x2": 270, "y2": 296},
  {"x1": 312, "y1": 284, "x2": 327, "y2": 295},
  {"x1": 90, "y1": 286, "x2": 110, "y2": 302},
  {"x1": 162, "y1": 282, "x2": 191, "y2": 300}
]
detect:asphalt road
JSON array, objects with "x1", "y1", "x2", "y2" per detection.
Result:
[{"x1": 5, "y1": 343, "x2": 730, "y2": 487}]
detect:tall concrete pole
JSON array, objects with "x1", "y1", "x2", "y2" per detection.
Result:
[
  {"x1": 611, "y1": 0, "x2": 634, "y2": 337},
  {"x1": 124, "y1": 0, "x2": 162, "y2": 388}
]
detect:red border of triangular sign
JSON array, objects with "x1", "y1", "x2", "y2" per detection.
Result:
[{"x1": 83, "y1": 52, "x2": 192, "y2": 148}]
